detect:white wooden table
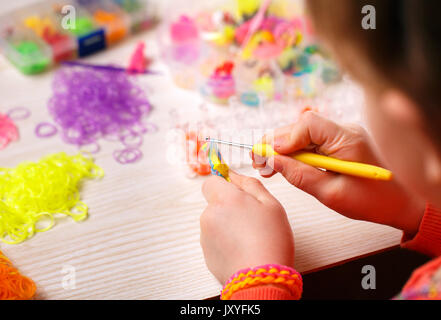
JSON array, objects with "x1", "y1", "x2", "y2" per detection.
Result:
[{"x1": 0, "y1": 0, "x2": 402, "y2": 300}]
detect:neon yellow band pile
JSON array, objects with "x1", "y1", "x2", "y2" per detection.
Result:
[{"x1": 0, "y1": 152, "x2": 103, "y2": 244}]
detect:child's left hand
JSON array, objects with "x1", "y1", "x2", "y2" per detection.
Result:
[{"x1": 201, "y1": 171, "x2": 295, "y2": 285}]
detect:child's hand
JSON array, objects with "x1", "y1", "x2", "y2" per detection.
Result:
[
  {"x1": 201, "y1": 171, "x2": 294, "y2": 285},
  {"x1": 253, "y1": 112, "x2": 425, "y2": 236}
]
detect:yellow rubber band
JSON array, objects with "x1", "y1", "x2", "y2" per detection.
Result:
[{"x1": 0, "y1": 153, "x2": 103, "y2": 244}]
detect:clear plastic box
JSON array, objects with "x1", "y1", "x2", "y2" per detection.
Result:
[
  {"x1": 234, "y1": 59, "x2": 285, "y2": 107},
  {"x1": 198, "y1": 49, "x2": 236, "y2": 105},
  {"x1": 49, "y1": 0, "x2": 107, "y2": 57},
  {"x1": 285, "y1": 71, "x2": 322, "y2": 101},
  {"x1": 11, "y1": 2, "x2": 77, "y2": 63},
  {"x1": 0, "y1": 17, "x2": 53, "y2": 74},
  {"x1": 112, "y1": 0, "x2": 155, "y2": 33},
  {"x1": 78, "y1": 0, "x2": 131, "y2": 46},
  {"x1": 157, "y1": 13, "x2": 203, "y2": 90}
]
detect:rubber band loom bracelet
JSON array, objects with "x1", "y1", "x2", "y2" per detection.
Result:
[{"x1": 221, "y1": 264, "x2": 303, "y2": 300}]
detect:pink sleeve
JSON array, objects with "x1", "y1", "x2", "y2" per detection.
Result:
[{"x1": 401, "y1": 203, "x2": 441, "y2": 257}]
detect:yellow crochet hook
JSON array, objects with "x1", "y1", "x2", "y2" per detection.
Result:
[{"x1": 206, "y1": 138, "x2": 393, "y2": 181}]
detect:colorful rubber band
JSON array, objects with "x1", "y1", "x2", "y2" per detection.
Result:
[
  {"x1": 113, "y1": 148, "x2": 143, "y2": 164},
  {"x1": 201, "y1": 142, "x2": 230, "y2": 182},
  {"x1": 0, "y1": 251, "x2": 36, "y2": 300},
  {"x1": 6, "y1": 107, "x2": 31, "y2": 121},
  {"x1": 221, "y1": 264, "x2": 303, "y2": 300},
  {"x1": 0, "y1": 152, "x2": 103, "y2": 244},
  {"x1": 35, "y1": 122, "x2": 58, "y2": 138}
]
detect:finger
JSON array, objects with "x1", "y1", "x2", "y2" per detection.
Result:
[
  {"x1": 251, "y1": 152, "x2": 275, "y2": 176},
  {"x1": 258, "y1": 166, "x2": 276, "y2": 177},
  {"x1": 267, "y1": 155, "x2": 336, "y2": 198},
  {"x1": 202, "y1": 175, "x2": 235, "y2": 204},
  {"x1": 273, "y1": 112, "x2": 345, "y2": 156},
  {"x1": 260, "y1": 124, "x2": 294, "y2": 146},
  {"x1": 252, "y1": 161, "x2": 265, "y2": 169},
  {"x1": 260, "y1": 171, "x2": 277, "y2": 178},
  {"x1": 251, "y1": 153, "x2": 268, "y2": 169},
  {"x1": 251, "y1": 152, "x2": 277, "y2": 177},
  {"x1": 229, "y1": 171, "x2": 275, "y2": 204}
]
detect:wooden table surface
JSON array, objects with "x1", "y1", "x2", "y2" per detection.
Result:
[{"x1": 0, "y1": 0, "x2": 402, "y2": 300}]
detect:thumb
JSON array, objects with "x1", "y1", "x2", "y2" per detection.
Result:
[{"x1": 268, "y1": 155, "x2": 336, "y2": 198}]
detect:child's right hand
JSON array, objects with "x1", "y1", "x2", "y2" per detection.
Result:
[{"x1": 253, "y1": 112, "x2": 426, "y2": 236}]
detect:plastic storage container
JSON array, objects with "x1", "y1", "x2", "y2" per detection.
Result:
[
  {"x1": 234, "y1": 59, "x2": 285, "y2": 107},
  {"x1": 158, "y1": 13, "x2": 203, "y2": 90},
  {"x1": 278, "y1": 46, "x2": 324, "y2": 101},
  {"x1": 12, "y1": 2, "x2": 77, "y2": 63},
  {"x1": 78, "y1": 0, "x2": 130, "y2": 46},
  {"x1": 0, "y1": 0, "x2": 157, "y2": 74},
  {"x1": 0, "y1": 19, "x2": 52, "y2": 74},
  {"x1": 112, "y1": 0, "x2": 153, "y2": 33},
  {"x1": 50, "y1": 0, "x2": 107, "y2": 57},
  {"x1": 198, "y1": 49, "x2": 236, "y2": 105}
]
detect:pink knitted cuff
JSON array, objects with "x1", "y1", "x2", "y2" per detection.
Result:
[
  {"x1": 401, "y1": 203, "x2": 441, "y2": 257},
  {"x1": 230, "y1": 285, "x2": 298, "y2": 300}
]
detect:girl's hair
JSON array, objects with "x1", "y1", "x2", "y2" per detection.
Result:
[{"x1": 307, "y1": 0, "x2": 441, "y2": 146}]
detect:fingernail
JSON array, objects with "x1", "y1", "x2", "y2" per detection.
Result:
[
  {"x1": 253, "y1": 154, "x2": 266, "y2": 165},
  {"x1": 259, "y1": 166, "x2": 274, "y2": 176},
  {"x1": 267, "y1": 156, "x2": 275, "y2": 169},
  {"x1": 267, "y1": 156, "x2": 282, "y2": 172}
]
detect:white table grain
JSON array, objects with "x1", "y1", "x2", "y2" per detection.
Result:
[{"x1": 0, "y1": 0, "x2": 402, "y2": 300}]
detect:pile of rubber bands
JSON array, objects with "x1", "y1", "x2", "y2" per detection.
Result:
[
  {"x1": 0, "y1": 152, "x2": 103, "y2": 244},
  {"x1": 0, "y1": 107, "x2": 33, "y2": 150},
  {"x1": 36, "y1": 63, "x2": 155, "y2": 164},
  {"x1": 0, "y1": 251, "x2": 36, "y2": 300}
]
